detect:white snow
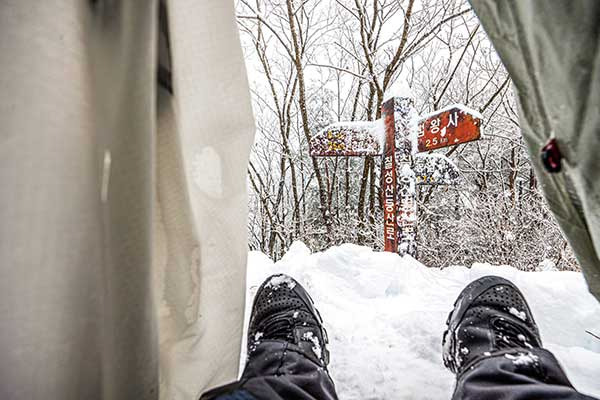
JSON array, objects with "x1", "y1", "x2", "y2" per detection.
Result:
[
  {"x1": 264, "y1": 274, "x2": 296, "y2": 290},
  {"x1": 384, "y1": 79, "x2": 414, "y2": 102},
  {"x1": 413, "y1": 153, "x2": 460, "y2": 185},
  {"x1": 314, "y1": 119, "x2": 386, "y2": 155},
  {"x1": 505, "y1": 352, "x2": 539, "y2": 367},
  {"x1": 325, "y1": 120, "x2": 383, "y2": 131},
  {"x1": 242, "y1": 242, "x2": 600, "y2": 399},
  {"x1": 373, "y1": 118, "x2": 386, "y2": 148},
  {"x1": 414, "y1": 152, "x2": 459, "y2": 167},
  {"x1": 418, "y1": 103, "x2": 484, "y2": 122},
  {"x1": 509, "y1": 307, "x2": 527, "y2": 321},
  {"x1": 538, "y1": 259, "x2": 558, "y2": 272},
  {"x1": 302, "y1": 331, "x2": 323, "y2": 360},
  {"x1": 399, "y1": 163, "x2": 417, "y2": 197}
]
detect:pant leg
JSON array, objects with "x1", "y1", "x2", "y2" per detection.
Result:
[
  {"x1": 453, "y1": 348, "x2": 598, "y2": 400},
  {"x1": 200, "y1": 341, "x2": 338, "y2": 400}
]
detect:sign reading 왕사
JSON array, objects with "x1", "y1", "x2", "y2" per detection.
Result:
[{"x1": 310, "y1": 98, "x2": 482, "y2": 257}]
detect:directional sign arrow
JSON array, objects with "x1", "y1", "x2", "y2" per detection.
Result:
[
  {"x1": 417, "y1": 105, "x2": 482, "y2": 152},
  {"x1": 309, "y1": 120, "x2": 385, "y2": 156},
  {"x1": 310, "y1": 98, "x2": 481, "y2": 258}
]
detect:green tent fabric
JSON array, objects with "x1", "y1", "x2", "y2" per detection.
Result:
[
  {"x1": 470, "y1": 0, "x2": 600, "y2": 302},
  {"x1": 0, "y1": 1, "x2": 254, "y2": 399}
]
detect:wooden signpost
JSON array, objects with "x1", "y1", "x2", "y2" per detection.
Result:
[
  {"x1": 417, "y1": 105, "x2": 482, "y2": 152},
  {"x1": 310, "y1": 96, "x2": 482, "y2": 257}
]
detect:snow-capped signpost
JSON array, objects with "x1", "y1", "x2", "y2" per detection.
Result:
[{"x1": 310, "y1": 93, "x2": 482, "y2": 257}]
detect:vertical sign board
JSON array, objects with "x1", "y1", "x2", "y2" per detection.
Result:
[
  {"x1": 381, "y1": 99, "x2": 398, "y2": 253},
  {"x1": 393, "y1": 97, "x2": 418, "y2": 256},
  {"x1": 381, "y1": 97, "x2": 419, "y2": 256}
]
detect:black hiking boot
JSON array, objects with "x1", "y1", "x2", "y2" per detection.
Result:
[
  {"x1": 442, "y1": 275, "x2": 543, "y2": 374},
  {"x1": 247, "y1": 274, "x2": 330, "y2": 367}
]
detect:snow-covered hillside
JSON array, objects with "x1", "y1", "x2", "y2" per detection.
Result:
[{"x1": 243, "y1": 242, "x2": 600, "y2": 400}]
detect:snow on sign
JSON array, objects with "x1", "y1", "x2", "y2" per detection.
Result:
[
  {"x1": 310, "y1": 120, "x2": 385, "y2": 156},
  {"x1": 417, "y1": 105, "x2": 482, "y2": 152},
  {"x1": 413, "y1": 153, "x2": 460, "y2": 185},
  {"x1": 311, "y1": 95, "x2": 482, "y2": 258}
]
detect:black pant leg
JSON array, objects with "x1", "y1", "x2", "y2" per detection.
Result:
[
  {"x1": 453, "y1": 348, "x2": 597, "y2": 400},
  {"x1": 200, "y1": 341, "x2": 338, "y2": 400}
]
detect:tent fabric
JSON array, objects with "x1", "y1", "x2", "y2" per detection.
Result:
[
  {"x1": 158, "y1": 0, "x2": 254, "y2": 397},
  {"x1": 0, "y1": 1, "x2": 254, "y2": 399},
  {"x1": 470, "y1": 0, "x2": 600, "y2": 302}
]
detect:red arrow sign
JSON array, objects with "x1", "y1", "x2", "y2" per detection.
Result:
[{"x1": 417, "y1": 105, "x2": 482, "y2": 152}]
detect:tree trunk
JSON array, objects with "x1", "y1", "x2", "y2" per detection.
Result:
[{"x1": 286, "y1": 0, "x2": 332, "y2": 240}]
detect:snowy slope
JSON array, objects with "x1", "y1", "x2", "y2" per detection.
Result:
[{"x1": 243, "y1": 242, "x2": 600, "y2": 400}]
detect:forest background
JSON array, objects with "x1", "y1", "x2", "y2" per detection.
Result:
[{"x1": 235, "y1": 0, "x2": 578, "y2": 271}]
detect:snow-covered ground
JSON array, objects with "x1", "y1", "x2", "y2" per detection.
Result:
[{"x1": 242, "y1": 242, "x2": 600, "y2": 400}]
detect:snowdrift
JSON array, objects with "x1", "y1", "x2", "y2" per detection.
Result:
[{"x1": 243, "y1": 242, "x2": 600, "y2": 400}]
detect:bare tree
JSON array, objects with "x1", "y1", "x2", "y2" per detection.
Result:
[{"x1": 237, "y1": 0, "x2": 579, "y2": 271}]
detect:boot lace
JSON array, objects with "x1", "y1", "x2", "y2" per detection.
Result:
[
  {"x1": 492, "y1": 317, "x2": 539, "y2": 350},
  {"x1": 259, "y1": 312, "x2": 295, "y2": 341}
]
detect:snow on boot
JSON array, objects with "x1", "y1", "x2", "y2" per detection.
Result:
[
  {"x1": 247, "y1": 274, "x2": 330, "y2": 367},
  {"x1": 442, "y1": 275, "x2": 542, "y2": 374}
]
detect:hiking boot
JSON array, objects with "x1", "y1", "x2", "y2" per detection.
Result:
[
  {"x1": 247, "y1": 274, "x2": 330, "y2": 367},
  {"x1": 442, "y1": 275, "x2": 542, "y2": 374}
]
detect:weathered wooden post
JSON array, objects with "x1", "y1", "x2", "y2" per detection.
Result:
[
  {"x1": 310, "y1": 94, "x2": 482, "y2": 257},
  {"x1": 381, "y1": 96, "x2": 418, "y2": 255}
]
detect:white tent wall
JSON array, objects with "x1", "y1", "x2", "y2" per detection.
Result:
[
  {"x1": 0, "y1": 1, "x2": 254, "y2": 399},
  {"x1": 158, "y1": 0, "x2": 255, "y2": 398},
  {"x1": 0, "y1": 2, "x2": 158, "y2": 398}
]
